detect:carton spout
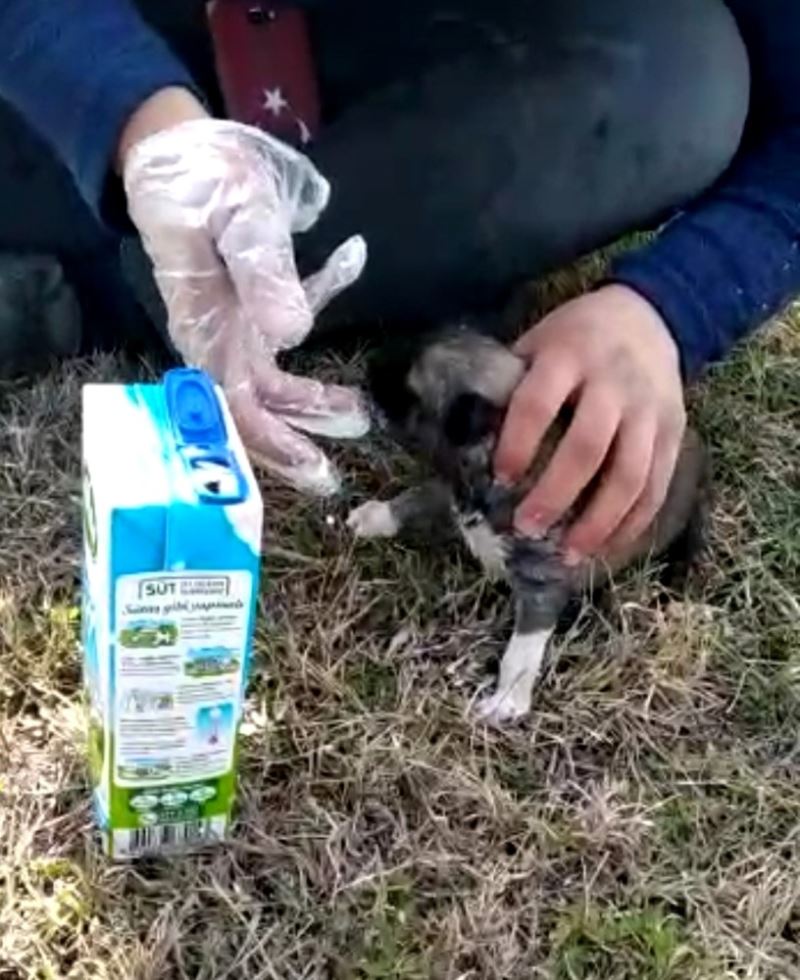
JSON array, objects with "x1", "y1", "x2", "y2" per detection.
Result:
[{"x1": 164, "y1": 368, "x2": 247, "y2": 505}]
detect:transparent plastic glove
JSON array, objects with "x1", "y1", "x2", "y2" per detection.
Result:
[{"x1": 123, "y1": 119, "x2": 369, "y2": 496}]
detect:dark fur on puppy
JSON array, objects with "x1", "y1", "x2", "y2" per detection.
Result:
[{"x1": 347, "y1": 320, "x2": 708, "y2": 725}]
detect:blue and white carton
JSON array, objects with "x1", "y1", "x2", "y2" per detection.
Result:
[{"x1": 81, "y1": 368, "x2": 262, "y2": 859}]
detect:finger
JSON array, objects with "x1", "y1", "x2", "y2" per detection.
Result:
[
  {"x1": 601, "y1": 423, "x2": 684, "y2": 555},
  {"x1": 302, "y1": 235, "x2": 367, "y2": 318},
  {"x1": 514, "y1": 382, "x2": 622, "y2": 533},
  {"x1": 226, "y1": 383, "x2": 342, "y2": 496},
  {"x1": 214, "y1": 193, "x2": 315, "y2": 352},
  {"x1": 253, "y1": 361, "x2": 371, "y2": 439},
  {"x1": 494, "y1": 351, "x2": 579, "y2": 483},
  {"x1": 151, "y1": 261, "x2": 235, "y2": 373},
  {"x1": 562, "y1": 411, "x2": 658, "y2": 559},
  {"x1": 512, "y1": 325, "x2": 546, "y2": 358}
]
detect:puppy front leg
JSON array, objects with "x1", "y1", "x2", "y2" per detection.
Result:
[
  {"x1": 475, "y1": 603, "x2": 555, "y2": 727},
  {"x1": 347, "y1": 480, "x2": 454, "y2": 540}
]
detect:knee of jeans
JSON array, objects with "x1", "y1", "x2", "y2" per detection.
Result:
[
  {"x1": 629, "y1": 0, "x2": 750, "y2": 187},
  {"x1": 556, "y1": 0, "x2": 750, "y2": 207},
  {"x1": 679, "y1": 0, "x2": 750, "y2": 177}
]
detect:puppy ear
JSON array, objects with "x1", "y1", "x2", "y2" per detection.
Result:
[{"x1": 443, "y1": 392, "x2": 503, "y2": 447}]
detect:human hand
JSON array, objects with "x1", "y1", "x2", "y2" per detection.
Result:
[
  {"x1": 494, "y1": 284, "x2": 686, "y2": 563},
  {"x1": 120, "y1": 90, "x2": 369, "y2": 496}
]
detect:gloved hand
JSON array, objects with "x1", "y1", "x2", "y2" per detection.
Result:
[{"x1": 122, "y1": 118, "x2": 369, "y2": 496}]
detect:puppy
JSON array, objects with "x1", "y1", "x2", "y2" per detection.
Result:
[{"x1": 347, "y1": 321, "x2": 707, "y2": 725}]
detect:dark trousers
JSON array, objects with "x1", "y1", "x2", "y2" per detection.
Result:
[{"x1": 0, "y1": 0, "x2": 750, "y2": 361}]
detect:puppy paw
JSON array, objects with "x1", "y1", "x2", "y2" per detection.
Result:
[
  {"x1": 475, "y1": 688, "x2": 531, "y2": 727},
  {"x1": 346, "y1": 500, "x2": 399, "y2": 539}
]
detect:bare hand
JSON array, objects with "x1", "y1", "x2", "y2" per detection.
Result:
[{"x1": 494, "y1": 284, "x2": 686, "y2": 563}]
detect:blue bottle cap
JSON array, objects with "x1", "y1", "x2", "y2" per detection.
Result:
[
  {"x1": 163, "y1": 368, "x2": 247, "y2": 505},
  {"x1": 164, "y1": 368, "x2": 227, "y2": 448}
]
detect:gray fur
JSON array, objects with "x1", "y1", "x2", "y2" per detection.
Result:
[{"x1": 387, "y1": 480, "x2": 456, "y2": 538}]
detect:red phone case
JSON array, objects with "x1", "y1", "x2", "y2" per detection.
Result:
[{"x1": 206, "y1": 1, "x2": 321, "y2": 146}]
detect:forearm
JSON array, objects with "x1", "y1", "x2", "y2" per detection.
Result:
[
  {"x1": 0, "y1": 0, "x2": 203, "y2": 222},
  {"x1": 610, "y1": 124, "x2": 800, "y2": 380}
]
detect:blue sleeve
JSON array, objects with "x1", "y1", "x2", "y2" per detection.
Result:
[
  {"x1": 610, "y1": 125, "x2": 800, "y2": 380},
  {"x1": 0, "y1": 0, "x2": 201, "y2": 225}
]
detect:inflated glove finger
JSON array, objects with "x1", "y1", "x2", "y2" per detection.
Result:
[
  {"x1": 302, "y1": 235, "x2": 368, "y2": 319},
  {"x1": 215, "y1": 185, "x2": 368, "y2": 353},
  {"x1": 226, "y1": 381, "x2": 342, "y2": 496},
  {"x1": 251, "y1": 361, "x2": 370, "y2": 439}
]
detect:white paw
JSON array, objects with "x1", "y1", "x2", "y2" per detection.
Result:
[
  {"x1": 475, "y1": 688, "x2": 531, "y2": 727},
  {"x1": 346, "y1": 500, "x2": 399, "y2": 539}
]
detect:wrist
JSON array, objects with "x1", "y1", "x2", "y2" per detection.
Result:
[{"x1": 116, "y1": 87, "x2": 209, "y2": 173}]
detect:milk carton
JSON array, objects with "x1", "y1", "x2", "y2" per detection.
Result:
[{"x1": 81, "y1": 368, "x2": 262, "y2": 859}]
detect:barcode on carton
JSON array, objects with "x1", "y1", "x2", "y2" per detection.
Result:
[{"x1": 113, "y1": 816, "x2": 226, "y2": 858}]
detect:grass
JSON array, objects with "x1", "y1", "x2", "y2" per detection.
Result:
[{"x1": 1, "y1": 252, "x2": 799, "y2": 979}]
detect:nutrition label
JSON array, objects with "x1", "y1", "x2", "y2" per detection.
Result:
[{"x1": 113, "y1": 571, "x2": 253, "y2": 787}]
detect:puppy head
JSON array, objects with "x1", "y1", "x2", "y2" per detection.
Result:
[{"x1": 366, "y1": 322, "x2": 526, "y2": 478}]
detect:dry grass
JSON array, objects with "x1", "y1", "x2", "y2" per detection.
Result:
[{"x1": 1, "y1": 260, "x2": 799, "y2": 979}]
